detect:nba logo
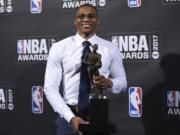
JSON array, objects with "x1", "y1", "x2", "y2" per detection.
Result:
[
  {"x1": 17, "y1": 40, "x2": 24, "y2": 54},
  {"x1": 128, "y1": 0, "x2": 141, "y2": 8},
  {"x1": 112, "y1": 36, "x2": 119, "y2": 49},
  {"x1": 129, "y1": 87, "x2": 142, "y2": 117},
  {"x1": 30, "y1": 0, "x2": 42, "y2": 14},
  {"x1": 167, "y1": 91, "x2": 180, "y2": 108},
  {"x1": 167, "y1": 91, "x2": 175, "y2": 107},
  {"x1": 32, "y1": 86, "x2": 43, "y2": 113}
]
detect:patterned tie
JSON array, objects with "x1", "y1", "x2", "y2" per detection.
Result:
[{"x1": 78, "y1": 41, "x2": 91, "y2": 115}]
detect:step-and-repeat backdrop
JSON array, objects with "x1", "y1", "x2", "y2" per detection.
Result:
[{"x1": 0, "y1": 0, "x2": 180, "y2": 135}]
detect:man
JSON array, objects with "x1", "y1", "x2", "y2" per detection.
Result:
[{"x1": 44, "y1": 4, "x2": 127, "y2": 135}]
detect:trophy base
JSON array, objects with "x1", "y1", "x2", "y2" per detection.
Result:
[
  {"x1": 79, "y1": 98, "x2": 116, "y2": 135},
  {"x1": 79, "y1": 124, "x2": 115, "y2": 135}
]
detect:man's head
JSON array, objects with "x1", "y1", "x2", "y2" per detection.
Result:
[{"x1": 74, "y1": 4, "x2": 100, "y2": 39}]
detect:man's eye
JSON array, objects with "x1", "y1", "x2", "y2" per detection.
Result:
[
  {"x1": 76, "y1": 14, "x2": 85, "y2": 19},
  {"x1": 76, "y1": 14, "x2": 97, "y2": 19},
  {"x1": 88, "y1": 14, "x2": 96, "y2": 18}
]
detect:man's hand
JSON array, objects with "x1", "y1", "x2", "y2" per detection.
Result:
[
  {"x1": 70, "y1": 116, "x2": 89, "y2": 135},
  {"x1": 93, "y1": 75, "x2": 112, "y2": 90}
]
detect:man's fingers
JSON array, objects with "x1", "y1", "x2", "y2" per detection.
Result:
[
  {"x1": 78, "y1": 118, "x2": 89, "y2": 124},
  {"x1": 93, "y1": 75, "x2": 109, "y2": 89},
  {"x1": 93, "y1": 76, "x2": 106, "y2": 83},
  {"x1": 77, "y1": 118, "x2": 89, "y2": 135},
  {"x1": 78, "y1": 131, "x2": 83, "y2": 135}
]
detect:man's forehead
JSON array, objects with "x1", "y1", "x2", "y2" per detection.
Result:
[{"x1": 76, "y1": 6, "x2": 97, "y2": 13}]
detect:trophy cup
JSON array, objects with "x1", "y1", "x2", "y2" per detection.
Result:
[{"x1": 79, "y1": 44, "x2": 116, "y2": 135}]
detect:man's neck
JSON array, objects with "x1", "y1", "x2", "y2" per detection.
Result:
[{"x1": 78, "y1": 32, "x2": 96, "y2": 40}]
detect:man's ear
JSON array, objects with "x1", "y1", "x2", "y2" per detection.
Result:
[
  {"x1": 97, "y1": 17, "x2": 100, "y2": 24},
  {"x1": 74, "y1": 20, "x2": 76, "y2": 26}
]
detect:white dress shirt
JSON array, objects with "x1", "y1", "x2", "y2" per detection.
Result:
[{"x1": 44, "y1": 33, "x2": 127, "y2": 123}]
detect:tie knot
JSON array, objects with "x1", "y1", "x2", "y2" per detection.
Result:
[{"x1": 82, "y1": 41, "x2": 91, "y2": 47}]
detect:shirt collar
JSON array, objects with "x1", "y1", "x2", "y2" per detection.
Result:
[{"x1": 75, "y1": 33, "x2": 98, "y2": 47}]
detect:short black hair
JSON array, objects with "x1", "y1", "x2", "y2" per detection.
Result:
[{"x1": 75, "y1": 4, "x2": 99, "y2": 16}]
